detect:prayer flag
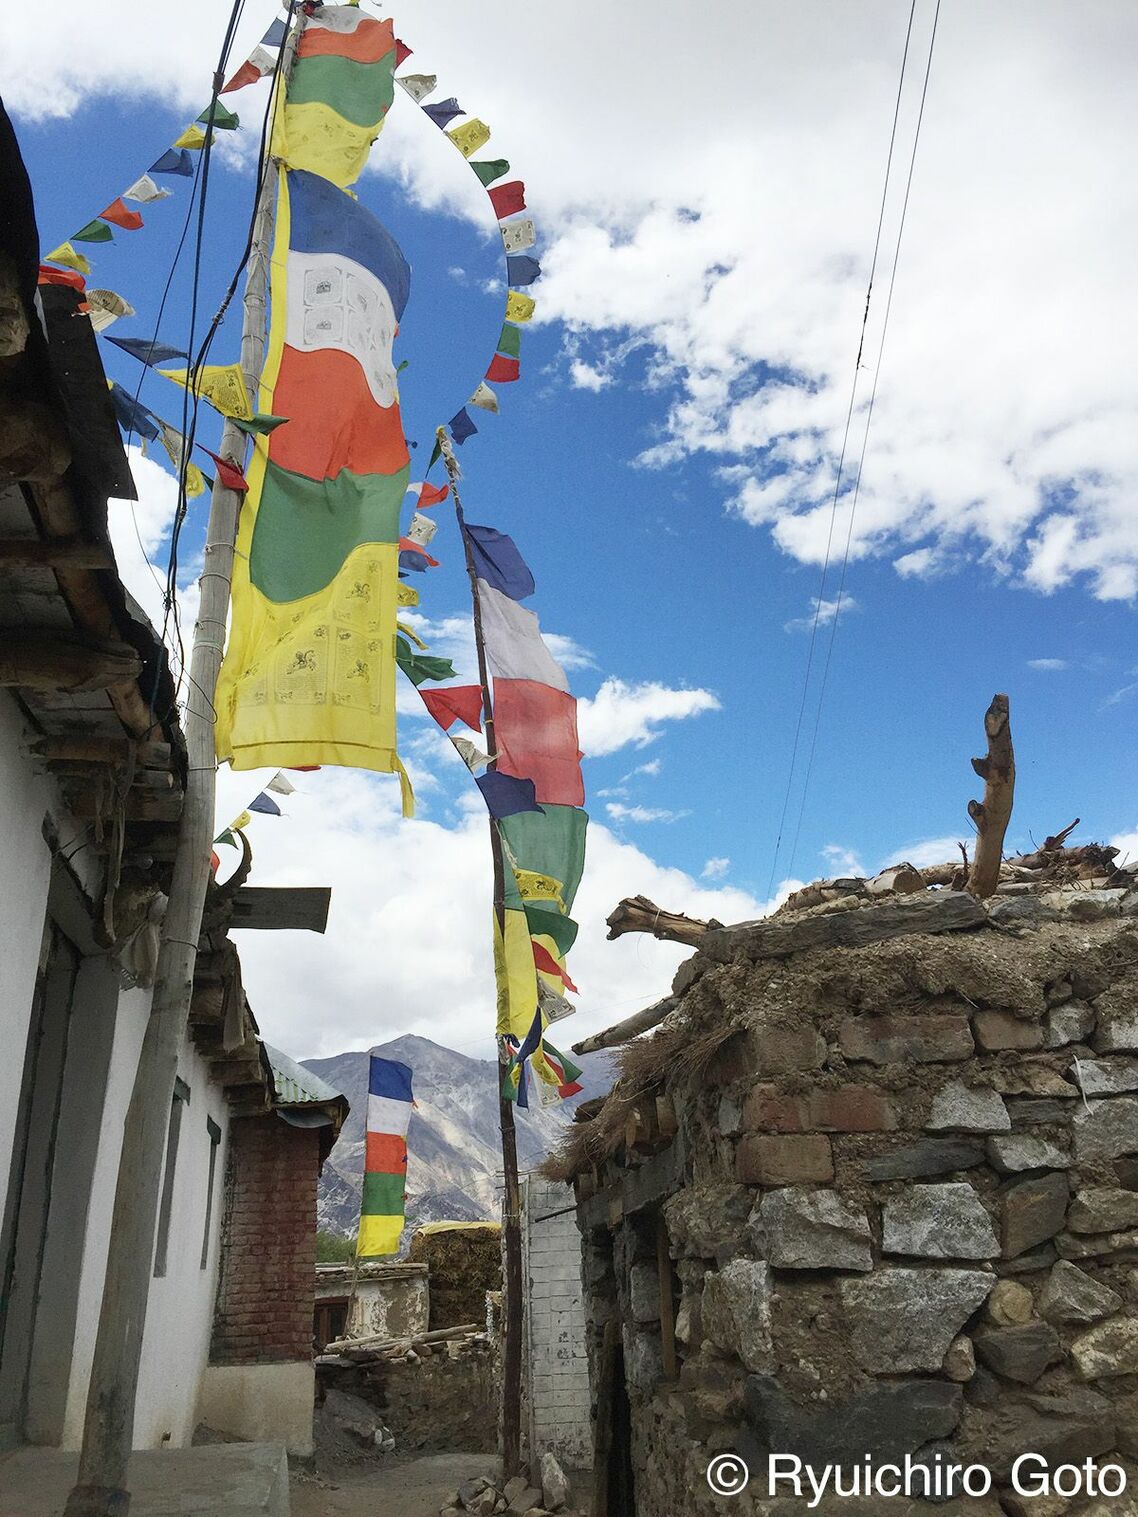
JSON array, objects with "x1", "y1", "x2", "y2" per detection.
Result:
[
  {"x1": 464, "y1": 524, "x2": 535, "y2": 601},
  {"x1": 468, "y1": 382, "x2": 499, "y2": 414},
  {"x1": 221, "y1": 56, "x2": 266, "y2": 94},
  {"x1": 150, "y1": 148, "x2": 194, "y2": 177},
  {"x1": 496, "y1": 323, "x2": 521, "y2": 360},
  {"x1": 471, "y1": 159, "x2": 509, "y2": 187},
  {"x1": 108, "y1": 383, "x2": 160, "y2": 441},
  {"x1": 450, "y1": 407, "x2": 478, "y2": 444},
  {"x1": 73, "y1": 220, "x2": 113, "y2": 243},
  {"x1": 278, "y1": 10, "x2": 398, "y2": 188},
  {"x1": 248, "y1": 791, "x2": 281, "y2": 815},
  {"x1": 492, "y1": 680, "x2": 584, "y2": 806},
  {"x1": 87, "y1": 289, "x2": 136, "y2": 332},
  {"x1": 419, "y1": 685, "x2": 483, "y2": 733},
  {"x1": 477, "y1": 770, "x2": 542, "y2": 820},
  {"x1": 197, "y1": 103, "x2": 240, "y2": 130},
  {"x1": 446, "y1": 118, "x2": 491, "y2": 158},
  {"x1": 499, "y1": 805, "x2": 588, "y2": 917},
  {"x1": 262, "y1": 18, "x2": 287, "y2": 47},
  {"x1": 398, "y1": 536, "x2": 438, "y2": 566},
  {"x1": 532, "y1": 941, "x2": 578, "y2": 994},
  {"x1": 109, "y1": 335, "x2": 189, "y2": 366},
  {"x1": 174, "y1": 125, "x2": 209, "y2": 150},
  {"x1": 358, "y1": 1055, "x2": 412, "y2": 1258},
  {"x1": 486, "y1": 354, "x2": 520, "y2": 384},
  {"x1": 501, "y1": 218, "x2": 536, "y2": 254},
  {"x1": 266, "y1": 772, "x2": 296, "y2": 795},
  {"x1": 506, "y1": 255, "x2": 541, "y2": 287},
  {"x1": 215, "y1": 828, "x2": 239, "y2": 848},
  {"x1": 201, "y1": 450, "x2": 249, "y2": 493},
  {"x1": 38, "y1": 265, "x2": 86, "y2": 290},
  {"x1": 215, "y1": 168, "x2": 412, "y2": 799},
  {"x1": 478, "y1": 583, "x2": 567, "y2": 688},
  {"x1": 158, "y1": 362, "x2": 252, "y2": 419},
  {"x1": 231, "y1": 412, "x2": 289, "y2": 435},
  {"x1": 44, "y1": 243, "x2": 91, "y2": 274},
  {"x1": 407, "y1": 512, "x2": 437, "y2": 546},
  {"x1": 488, "y1": 180, "x2": 526, "y2": 220},
  {"x1": 416, "y1": 481, "x2": 448, "y2": 508},
  {"x1": 395, "y1": 637, "x2": 456, "y2": 686},
  {"x1": 423, "y1": 98, "x2": 462, "y2": 128},
  {"x1": 396, "y1": 74, "x2": 436, "y2": 104},
  {"x1": 99, "y1": 198, "x2": 144, "y2": 230},
  {"x1": 157, "y1": 423, "x2": 208, "y2": 497},
  {"x1": 452, "y1": 735, "x2": 491, "y2": 772},
  {"x1": 505, "y1": 291, "x2": 535, "y2": 323},
  {"x1": 123, "y1": 174, "x2": 171, "y2": 203},
  {"x1": 394, "y1": 39, "x2": 412, "y2": 65},
  {"x1": 230, "y1": 810, "x2": 252, "y2": 831}
]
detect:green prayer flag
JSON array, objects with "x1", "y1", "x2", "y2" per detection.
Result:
[
  {"x1": 497, "y1": 322, "x2": 521, "y2": 360},
  {"x1": 471, "y1": 158, "x2": 510, "y2": 187},
  {"x1": 395, "y1": 636, "x2": 457, "y2": 687},
  {"x1": 73, "y1": 219, "x2": 114, "y2": 243},
  {"x1": 232, "y1": 413, "x2": 289, "y2": 436},
  {"x1": 427, "y1": 440, "x2": 442, "y2": 469},
  {"x1": 499, "y1": 805, "x2": 589, "y2": 913},
  {"x1": 198, "y1": 103, "x2": 240, "y2": 130},
  {"x1": 361, "y1": 1171, "x2": 405, "y2": 1214},
  {"x1": 214, "y1": 828, "x2": 239, "y2": 848}
]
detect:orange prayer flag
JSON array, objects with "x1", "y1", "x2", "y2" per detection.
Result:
[{"x1": 99, "y1": 198, "x2": 144, "y2": 231}]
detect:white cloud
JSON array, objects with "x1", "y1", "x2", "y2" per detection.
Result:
[
  {"x1": 701, "y1": 857, "x2": 730, "y2": 881},
  {"x1": 605, "y1": 802, "x2": 686, "y2": 825},
  {"x1": 578, "y1": 678, "x2": 720, "y2": 756},
  {"x1": 821, "y1": 843, "x2": 865, "y2": 877},
  {"x1": 880, "y1": 835, "x2": 966, "y2": 871},
  {"x1": 629, "y1": 758, "x2": 661, "y2": 779},
  {"x1": 569, "y1": 360, "x2": 612, "y2": 393},
  {"x1": 1027, "y1": 658, "x2": 1071, "y2": 672},
  {"x1": 1111, "y1": 825, "x2": 1138, "y2": 868},
  {"x1": 784, "y1": 596, "x2": 857, "y2": 634}
]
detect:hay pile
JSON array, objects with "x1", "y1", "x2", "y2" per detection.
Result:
[{"x1": 409, "y1": 1223, "x2": 502, "y2": 1330}]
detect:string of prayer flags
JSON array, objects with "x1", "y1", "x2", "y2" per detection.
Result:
[
  {"x1": 123, "y1": 175, "x2": 170, "y2": 203},
  {"x1": 446, "y1": 118, "x2": 491, "y2": 158},
  {"x1": 419, "y1": 685, "x2": 483, "y2": 733},
  {"x1": 468, "y1": 382, "x2": 499, "y2": 414},
  {"x1": 158, "y1": 362, "x2": 252, "y2": 419},
  {"x1": 358, "y1": 1055, "x2": 413, "y2": 1258},
  {"x1": 150, "y1": 148, "x2": 194, "y2": 177},
  {"x1": 108, "y1": 335, "x2": 188, "y2": 366},
  {"x1": 248, "y1": 791, "x2": 281, "y2": 816}
]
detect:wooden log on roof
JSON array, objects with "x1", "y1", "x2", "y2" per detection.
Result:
[
  {"x1": 30, "y1": 734, "x2": 172, "y2": 767},
  {"x1": 572, "y1": 996, "x2": 676, "y2": 1056},
  {"x1": 968, "y1": 694, "x2": 1016, "y2": 899},
  {"x1": 64, "y1": 787, "x2": 182, "y2": 823},
  {"x1": 606, "y1": 895, "x2": 720, "y2": 945},
  {"x1": 0, "y1": 536, "x2": 113, "y2": 569},
  {"x1": 0, "y1": 631, "x2": 143, "y2": 692}
]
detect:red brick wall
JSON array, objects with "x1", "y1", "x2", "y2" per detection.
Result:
[{"x1": 210, "y1": 1116, "x2": 319, "y2": 1365}]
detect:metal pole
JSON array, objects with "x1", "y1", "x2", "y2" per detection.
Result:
[
  {"x1": 437, "y1": 428, "x2": 525, "y2": 1480},
  {"x1": 63, "y1": 23, "x2": 305, "y2": 1517}
]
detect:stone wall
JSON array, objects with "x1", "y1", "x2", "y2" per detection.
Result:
[
  {"x1": 326, "y1": 1338, "x2": 496, "y2": 1454},
  {"x1": 572, "y1": 893, "x2": 1138, "y2": 1516},
  {"x1": 522, "y1": 1174, "x2": 592, "y2": 1469}
]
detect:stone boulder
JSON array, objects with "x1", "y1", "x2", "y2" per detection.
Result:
[
  {"x1": 840, "y1": 1268, "x2": 994, "y2": 1373},
  {"x1": 751, "y1": 1186, "x2": 873, "y2": 1271},
  {"x1": 702, "y1": 1259, "x2": 774, "y2": 1372},
  {"x1": 882, "y1": 1183, "x2": 999, "y2": 1260}
]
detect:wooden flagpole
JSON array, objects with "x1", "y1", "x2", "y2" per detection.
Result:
[
  {"x1": 63, "y1": 21, "x2": 306, "y2": 1517},
  {"x1": 436, "y1": 428, "x2": 525, "y2": 1480}
]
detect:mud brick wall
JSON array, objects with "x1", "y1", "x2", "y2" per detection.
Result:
[
  {"x1": 574, "y1": 890, "x2": 1138, "y2": 1517},
  {"x1": 211, "y1": 1115, "x2": 320, "y2": 1364},
  {"x1": 345, "y1": 1340, "x2": 496, "y2": 1453}
]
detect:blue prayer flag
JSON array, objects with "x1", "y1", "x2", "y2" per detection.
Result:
[
  {"x1": 107, "y1": 335, "x2": 189, "y2": 366},
  {"x1": 423, "y1": 98, "x2": 462, "y2": 128},
  {"x1": 150, "y1": 148, "x2": 194, "y2": 178},
  {"x1": 476, "y1": 771, "x2": 543, "y2": 820},
  {"x1": 369, "y1": 1056, "x2": 413, "y2": 1102},
  {"x1": 506, "y1": 255, "x2": 541, "y2": 287},
  {"x1": 248, "y1": 792, "x2": 281, "y2": 815},
  {"x1": 108, "y1": 383, "x2": 160, "y2": 441},
  {"x1": 449, "y1": 407, "x2": 477, "y2": 445},
  {"x1": 463, "y1": 524, "x2": 535, "y2": 601}
]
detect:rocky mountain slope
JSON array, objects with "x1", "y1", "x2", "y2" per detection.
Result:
[{"x1": 304, "y1": 1034, "x2": 614, "y2": 1242}]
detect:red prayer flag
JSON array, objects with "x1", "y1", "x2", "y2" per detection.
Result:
[
  {"x1": 202, "y1": 449, "x2": 249, "y2": 493},
  {"x1": 38, "y1": 264, "x2": 86, "y2": 290},
  {"x1": 399, "y1": 536, "x2": 439, "y2": 567},
  {"x1": 488, "y1": 180, "x2": 526, "y2": 220},
  {"x1": 419, "y1": 685, "x2": 483, "y2": 733},
  {"x1": 394, "y1": 38, "x2": 412, "y2": 65},
  {"x1": 365, "y1": 1131, "x2": 408, "y2": 1171},
  {"x1": 493, "y1": 679, "x2": 584, "y2": 806},
  {"x1": 532, "y1": 940, "x2": 578, "y2": 993},
  {"x1": 210, "y1": 850, "x2": 221, "y2": 874},
  {"x1": 99, "y1": 198, "x2": 144, "y2": 231},
  {"x1": 486, "y1": 354, "x2": 520, "y2": 384},
  {"x1": 417, "y1": 482, "x2": 449, "y2": 509},
  {"x1": 222, "y1": 58, "x2": 262, "y2": 93}
]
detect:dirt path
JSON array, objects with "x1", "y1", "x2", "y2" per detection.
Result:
[{"x1": 291, "y1": 1452, "x2": 499, "y2": 1517}]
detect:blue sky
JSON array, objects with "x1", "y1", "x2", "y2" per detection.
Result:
[{"x1": 5, "y1": 0, "x2": 1135, "y2": 1065}]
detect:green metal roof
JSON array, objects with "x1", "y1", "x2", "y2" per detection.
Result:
[{"x1": 265, "y1": 1044, "x2": 344, "y2": 1107}]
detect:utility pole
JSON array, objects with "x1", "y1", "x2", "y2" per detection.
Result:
[
  {"x1": 437, "y1": 428, "x2": 525, "y2": 1480},
  {"x1": 64, "y1": 22, "x2": 305, "y2": 1517}
]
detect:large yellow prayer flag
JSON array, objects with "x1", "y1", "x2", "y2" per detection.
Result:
[{"x1": 158, "y1": 363, "x2": 253, "y2": 420}]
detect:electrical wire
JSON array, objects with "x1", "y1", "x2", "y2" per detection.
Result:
[
  {"x1": 764, "y1": 0, "x2": 919, "y2": 902},
  {"x1": 785, "y1": 0, "x2": 943, "y2": 880}
]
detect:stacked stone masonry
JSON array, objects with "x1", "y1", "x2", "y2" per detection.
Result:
[{"x1": 570, "y1": 889, "x2": 1138, "y2": 1516}]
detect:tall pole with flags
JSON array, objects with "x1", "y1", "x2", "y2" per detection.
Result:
[
  {"x1": 437, "y1": 427, "x2": 525, "y2": 1479},
  {"x1": 63, "y1": 20, "x2": 306, "y2": 1517}
]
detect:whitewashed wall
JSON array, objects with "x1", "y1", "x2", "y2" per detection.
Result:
[{"x1": 521, "y1": 1174, "x2": 592, "y2": 1469}]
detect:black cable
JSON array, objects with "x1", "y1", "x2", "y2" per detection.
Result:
[
  {"x1": 764, "y1": 0, "x2": 918, "y2": 902},
  {"x1": 786, "y1": 0, "x2": 942, "y2": 880}
]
